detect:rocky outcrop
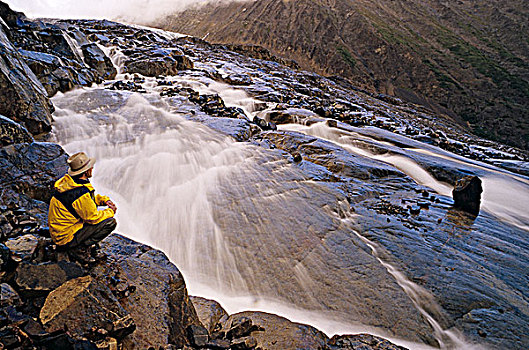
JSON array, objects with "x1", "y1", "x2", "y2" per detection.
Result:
[
  {"x1": 0, "y1": 142, "x2": 68, "y2": 210},
  {"x1": 0, "y1": 115, "x2": 33, "y2": 146},
  {"x1": 123, "y1": 47, "x2": 193, "y2": 76},
  {"x1": 92, "y1": 234, "x2": 202, "y2": 349},
  {"x1": 0, "y1": 25, "x2": 53, "y2": 134},
  {"x1": 160, "y1": 0, "x2": 529, "y2": 150},
  {"x1": 1, "y1": 1, "x2": 117, "y2": 100}
]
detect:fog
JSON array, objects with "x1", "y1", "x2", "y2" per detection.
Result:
[{"x1": 5, "y1": 0, "x2": 244, "y2": 23}]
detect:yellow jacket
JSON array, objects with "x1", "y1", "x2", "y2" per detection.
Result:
[{"x1": 48, "y1": 174, "x2": 114, "y2": 246}]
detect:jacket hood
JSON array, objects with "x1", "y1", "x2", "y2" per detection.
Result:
[{"x1": 54, "y1": 174, "x2": 94, "y2": 193}]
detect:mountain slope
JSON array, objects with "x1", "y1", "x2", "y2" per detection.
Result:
[{"x1": 155, "y1": 0, "x2": 529, "y2": 150}]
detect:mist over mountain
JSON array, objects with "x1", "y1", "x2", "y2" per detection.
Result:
[
  {"x1": 5, "y1": 0, "x2": 242, "y2": 22},
  {"x1": 155, "y1": 0, "x2": 529, "y2": 150}
]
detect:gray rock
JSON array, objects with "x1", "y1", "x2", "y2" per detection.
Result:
[
  {"x1": 224, "y1": 311, "x2": 328, "y2": 350},
  {"x1": 0, "y1": 283, "x2": 21, "y2": 307},
  {"x1": 124, "y1": 56, "x2": 193, "y2": 77},
  {"x1": 0, "y1": 243, "x2": 11, "y2": 269},
  {"x1": 328, "y1": 334, "x2": 407, "y2": 349},
  {"x1": 93, "y1": 234, "x2": 201, "y2": 349},
  {"x1": 15, "y1": 260, "x2": 84, "y2": 296},
  {"x1": 0, "y1": 142, "x2": 68, "y2": 208},
  {"x1": 81, "y1": 43, "x2": 117, "y2": 80},
  {"x1": 0, "y1": 115, "x2": 33, "y2": 146},
  {"x1": 186, "y1": 324, "x2": 209, "y2": 347},
  {"x1": 5, "y1": 234, "x2": 39, "y2": 261},
  {"x1": 40, "y1": 275, "x2": 135, "y2": 339},
  {"x1": 190, "y1": 296, "x2": 228, "y2": 334},
  {"x1": 0, "y1": 25, "x2": 53, "y2": 134}
]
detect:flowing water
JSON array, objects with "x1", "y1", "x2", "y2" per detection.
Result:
[{"x1": 49, "y1": 54, "x2": 529, "y2": 348}]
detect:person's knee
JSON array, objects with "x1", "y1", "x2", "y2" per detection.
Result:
[{"x1": 106, "y1": 217, "x2": 117, "y2": 230}]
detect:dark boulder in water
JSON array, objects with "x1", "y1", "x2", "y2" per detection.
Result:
[
  {"x1": 452, "y1": 175, "x2": 483, "y2": 215},
  {"x1": 81, "y1": 43, "x2": 117, "y2": 80}
]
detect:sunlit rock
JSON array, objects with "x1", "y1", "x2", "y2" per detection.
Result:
[
  {"x1": 40, "y1": 275, "x2": 135, "y2": 340},
  {"x1": 190, "y1": 296, "x2": 229, "y2": 334}
]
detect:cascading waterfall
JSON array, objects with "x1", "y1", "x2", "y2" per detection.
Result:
[
  {"x1": 48, "y1": 39, "x2": 529, "y2": 350},
  {"x1": 50, "y1": 83, "x2": 451, "y2": 349}
]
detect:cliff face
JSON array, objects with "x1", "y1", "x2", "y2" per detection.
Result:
[{"x1": 156, "y1": 0, "x2": 529, "y2": 149}]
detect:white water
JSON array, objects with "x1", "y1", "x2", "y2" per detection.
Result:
[
  {"x1": 47, "y1": 40, "x2": 520, "y2": 349},
  {"x1": 50, "y1": 82, "x2": 457, "y2": 349},
  {"x1": 279, "y1": 122, "x2": 529, "y2": 231}
]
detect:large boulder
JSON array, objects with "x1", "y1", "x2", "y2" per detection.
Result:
[
  {"x1": 0, "y1": 25, "x2": 53, "y2": 135},
  {"x1": 123, "y1": 47, "x2": 193, "y2": 77},
  {"x1": 124, "y1": 56, "x2": 193, "y2": 77},
  {"x1": 93, "y1": 234, "x2": 202, "y2": 349},
  {"x1": 81, "y1": 43, "x2": 116, "y2": 80},
  {"x1": 190, "y1": 296, "x2": 229, "y2": 334},
  {"x1": 39, "y1": 275, "x2": 135, "y2": 340},
  {"x1": 223, "y1": 311, "x2": 328, "y2": 350},
  {"x1": 452, "y1": 175, "x2": 483, "y2": 215}
]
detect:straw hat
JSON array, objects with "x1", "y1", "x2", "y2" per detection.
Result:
[{"x1": 67, "y1": 152, "x2": 96, "y2": 176}]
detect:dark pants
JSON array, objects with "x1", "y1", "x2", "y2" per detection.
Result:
[{"x1": 64, "y1": 218, "x2": 117, "y2": 249}]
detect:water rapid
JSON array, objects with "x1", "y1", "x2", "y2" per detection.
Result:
[{"x1": 49, "y1": 49, "x2": 529, "y2": 348}]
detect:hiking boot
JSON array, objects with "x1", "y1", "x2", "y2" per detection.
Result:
[
  {"x1": 90, "y1": 244, "x2": 107, "y2": 261},
  {"x1": 68, "y1": 246, "x2": 96, "y2": 265}
]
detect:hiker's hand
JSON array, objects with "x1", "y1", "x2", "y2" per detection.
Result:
[{"x1": 106, "y1": 200, "x2": 117, "y2": 213}]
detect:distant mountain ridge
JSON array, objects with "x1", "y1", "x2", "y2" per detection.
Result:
[{"x1": 154, "y1": 0, "x2": 529, "y2": 150}]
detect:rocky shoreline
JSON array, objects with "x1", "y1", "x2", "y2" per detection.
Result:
[{"x1": 0, "y1": 2, "x2": 409, "y2": 349}]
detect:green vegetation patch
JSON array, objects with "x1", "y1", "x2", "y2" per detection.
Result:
[
  {"x1": 423, "y1": 59, "x2": 462, "y2": 90},
  {"x1": 435, "y1": 27, "x2": 529, "y2": 98},
  {"x1": 337, "y1": 45, "x2": 356, "y2": 69}
]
